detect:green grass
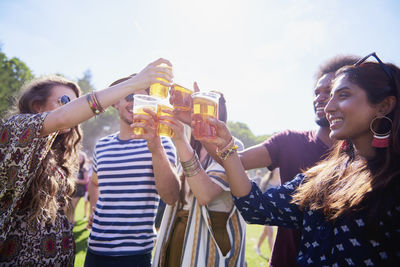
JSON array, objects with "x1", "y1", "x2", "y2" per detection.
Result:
[
  {"x1": 72, "y1": 199, "x2": 91, "y2": 266},
  {"x1": 73, "y1": 199, "x2": 272, "y2": 266}
]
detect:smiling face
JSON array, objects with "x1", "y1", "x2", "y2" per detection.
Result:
[
  {"x1": 114, "y1": 90, "x2": 148, "y2": 126},
  {"x1": 313, "y1": 73, "x2": 335, "y2": 127},
  {"x1": 325, "y1": 74, "x2": 379, "y2": 147}
]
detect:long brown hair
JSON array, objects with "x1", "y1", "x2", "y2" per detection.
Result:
[
  {"x1": 18, "y1": 75, "x2": 82, "y2": 224},
  {"x1": 292, "y1": 61, "x2": 400, "y2": 224}
]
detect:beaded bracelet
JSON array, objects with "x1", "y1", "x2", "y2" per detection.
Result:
[
  {"x1": 86, "y1": 92, "x2": 104, "y2": 115},
  {"x1": 181, "y1": 151, "x2": 202, "y2": 177},
  {"x1": 216, "y1": 138, "x2": 238, "y2": 161},
  {"x1": 91, "y1": 91, "x2": 105, "y2": 113}
]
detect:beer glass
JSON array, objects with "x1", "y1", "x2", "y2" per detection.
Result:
[
  {"x1": 191, "y1": 92, "x2": 220, "y2": 139},
  {"x1": 149, "y1": 64, "x2": 172, "y2": 99},
  {"x1": 157, "y1": 101, "x2": 174, "y2": 137},
  {"x1": 133, "y1": 94, "x2": 159, "y2": 135},
  {"x1": 172, "y1": 83, "x2": 193, "y2": 111}
]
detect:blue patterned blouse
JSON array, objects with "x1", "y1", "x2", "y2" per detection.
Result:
[{"x1": 233, "y1": 174, "x2": 400, "y2": 266}]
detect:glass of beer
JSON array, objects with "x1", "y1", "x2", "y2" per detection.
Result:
[
  {"x1": 172, "y1": 83, "x2": 193, "y2": 111},
  {"x1": 149, "y1": 64, "x2": 172, "y2": 99},
  {"x1": 191, "y1": 92, "x2": 220, "y2": 139},
  {"x1": 157, "y1": 101, "x2": 174, "y2": 137},
  {"x1": 133, "y1": 94, "x2": 159, "y2": 135}
]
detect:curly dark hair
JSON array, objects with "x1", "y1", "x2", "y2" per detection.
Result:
[{"x1": 314, "y1": 55, "x2": 361, "y2": 81}]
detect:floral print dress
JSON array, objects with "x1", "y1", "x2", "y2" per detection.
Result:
[{"x1": 0, "y1": 113, "x2": 74, "y2": 266}]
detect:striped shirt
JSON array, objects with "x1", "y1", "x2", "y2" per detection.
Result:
[{"x1": 88, "y1": 133, "x2": 176, "y2": 256}]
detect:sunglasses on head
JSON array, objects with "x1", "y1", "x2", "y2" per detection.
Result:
[
  {"x1": 355, "y1": 52, "x2": 393, "y2": 82},
  {"x1": 57, "y1": 95, "x2": 71, "y2": 106}
]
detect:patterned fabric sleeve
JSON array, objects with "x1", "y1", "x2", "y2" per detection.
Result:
[
  {"x1": 206, "y1": 159, "x2": 229, "y2": 191},
  {"x1": 233, "y1": 173, "x2": 305, "y2": 228},
  {"x1": 0, "y1": 113, "x2": 57, "y2": 237}
]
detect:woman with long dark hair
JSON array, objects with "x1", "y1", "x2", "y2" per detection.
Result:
[
  {"x1": 200, "y1": 53, "x2": 400, "y2": 265},
  {"x1": 0, "y1": 58, "x2": 172, "y2": 265}
]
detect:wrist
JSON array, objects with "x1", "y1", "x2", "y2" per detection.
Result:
[
  {"x1": 149, "y1": 143, "x2": 164, "y2": 154},
  {"x1": 217, "y1": 137, "x2": 233, "y2": 151},
  {"x1": 181, "y1": 151, "x2": 202, "y2": 177},
  {"x1": 216, "y1": 138, "x2": 238, "y2": 161}
]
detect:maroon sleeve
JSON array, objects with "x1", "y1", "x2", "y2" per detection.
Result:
[{"x1": 262, "y1": 130, "x2": 291, "y2": 171}]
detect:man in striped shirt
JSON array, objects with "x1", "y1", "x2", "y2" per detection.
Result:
[{"x1": 84, "y1": 77, "x2": 180, "y2": 267}]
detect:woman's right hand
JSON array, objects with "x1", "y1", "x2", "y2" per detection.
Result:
[
  {"x1": 125, "y1": 58, "x2": 174, "y2": 92},
  {"x1": 158, "y1": 109, "x2": 187, "y2": 143},
  {"x1": 194, "y1": 117, "x2": 233, "y2": 150}
]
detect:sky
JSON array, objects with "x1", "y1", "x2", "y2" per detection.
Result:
[{"x1": 1, "y1": 0, "x2": 400, "y2": 136}]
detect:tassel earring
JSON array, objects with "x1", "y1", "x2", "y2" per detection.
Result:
[
  {"x1": 370, "y1": 116, "x2": 392, "y2": 148},
  {"x1": 340, "y1": 140, "x2": 350, "y2": 152}
]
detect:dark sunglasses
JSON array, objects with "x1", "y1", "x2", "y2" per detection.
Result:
[
  {"x1": 354, "y1": 52, "x2": 393, "y2": 81},
  {"x1": 57, "y1": 95, "x2": 71, "y2": 105},
  {"x1": 125, "y1": 94, "x2": 134, "y2": 102}
]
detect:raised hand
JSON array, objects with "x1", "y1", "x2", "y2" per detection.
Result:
[
  {"x1": 193, "y1": 117, "x2": 233, "y2": 150},
  {"x1": 126, "y1": 58, "x2": 174, "y2": 92},
  {"x1": 157, "y1": 108, "x2": 187, "y2": 142},
  {"x1": 131, "y1": 107, "x2": 161, "y2": 152}
]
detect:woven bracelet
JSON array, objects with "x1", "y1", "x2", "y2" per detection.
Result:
[
  {"x1": 86, "y1": 93, "x2": 100, "y2": 115},
  {"x1": 91, "y1": 91, "x2": 105, "y2": 113},
  {"x1": 86, "y1": 92, "x2": 104, "y2": 115},
  {"x1": 216, "y1": 138, "x2": 238, "y2": 161}
]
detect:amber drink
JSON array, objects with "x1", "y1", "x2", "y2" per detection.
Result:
[
  {"x1": 150, "y1": 78, "x2": 169, "y2": 99},
  {"x1": 172, "y1": 84, "x2": 193, "y2": 111},
  {"x1": 133, "y1": 95, "x2": 158, "y2": 135},
  {"x1": 149, "y1": 64, "x2": 172, "y2": 99},
  {"x1": 191, "y1": 92, "x2": 220, "y2": 139},
  {"x1": 157, "y1": 102, "x2": 174, "y2": 137}
]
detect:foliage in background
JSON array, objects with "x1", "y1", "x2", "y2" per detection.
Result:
[
  {"x1": 0, "y1": 49, "x2": 34, "y2": 120},
  {"x1": 228, "y1": 121, "x2": 272, "y2": 176},
  {"x1": 228, "y1": 121, "x2": 271, "y2": 149}
]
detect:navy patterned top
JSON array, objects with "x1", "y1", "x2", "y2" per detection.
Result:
[{"x1": 233, "y1": 174, "x2": 400, "y2": 266}]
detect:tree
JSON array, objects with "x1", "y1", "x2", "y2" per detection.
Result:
[
  {"x1": 0, "y1": 50, "x2": 34, "y2": 119},
  {"x1": 78, "y1": 70, "x2": 120, "y2": 158},
  {"x1": 227, "y1": 121, "x2": 270, "y2": 149},
  {"x1": 228, "y1": 121, "x2": 272, "y2": 177}
]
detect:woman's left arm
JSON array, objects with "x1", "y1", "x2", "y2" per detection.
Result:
[
  {"x1": 233, "y1": 175, "x2": 304, "y2": 228},
  {"x1": 177, "y1": 138, "x2": 224, "y2": 205}
]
